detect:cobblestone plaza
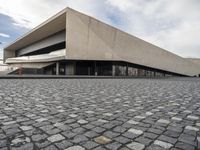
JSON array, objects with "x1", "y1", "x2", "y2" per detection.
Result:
[{"x1": 0, "y1": 78, "x2": 200, "y2": 150}]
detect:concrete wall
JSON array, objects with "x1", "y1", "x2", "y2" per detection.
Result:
[
  {"x1": 4, "y1": 50, "x2": 15, "y2": 63},
  {"x1": 4, "y1": 9, "x2": 67, "y2": 62},
  {"x1": 66, "y1": 8, "x2": 200, "y2": 76},
  {"x1": 4, "y1": 8, "x2": 200, "y2": 76},
  {"x1": 16, "y1": 30, "x2": 66, "y2": 56},
  {"x1": 186, "y1": 58, "x2": 200, "y2": 67}
]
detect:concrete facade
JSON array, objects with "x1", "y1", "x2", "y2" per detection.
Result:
[
  {"x1": 16, "y1": 30, "x2": 66, "y2": 57},
  {"x1": 3, "y1": 8, "x2": 200, "y2": 76}
]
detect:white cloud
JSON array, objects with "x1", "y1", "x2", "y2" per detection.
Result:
[
  {"x1": 0, "y1": 0, "x2": 199, "y2": 58},
  {"x1": 0, "y1": 0, "x2": 109, "y2": 28},
  {"x1": 0, "y1": 33, "x2": 10, "y2": 38},
  {"x1": 106, "y1": 0, "x2": 200, "y2": 58}
]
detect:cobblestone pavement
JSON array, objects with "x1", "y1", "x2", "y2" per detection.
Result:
[{"x1": 0, "y1": 78, "x2": 200, "y2": 150}]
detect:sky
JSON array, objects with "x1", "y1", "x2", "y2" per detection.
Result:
[{"x1": 0, "y1": 0, "x2": 200, "y2": 59}]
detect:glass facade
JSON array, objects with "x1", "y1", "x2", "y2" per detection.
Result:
[{"x1": 29, "y1": 60, "x2": 182, "y2": 77}]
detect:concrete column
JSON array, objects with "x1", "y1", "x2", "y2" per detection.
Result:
[
  {"x1": 112, "y1": 65, "x2": 115, "y2": 76},
  {"x1": 94, "y1": 61, "x2": 97, "y2": 76},
  {"x1": 126, "y1": 63, "x2": 128, "y2": 76},
  {"x1": 56, "y1": 62, "x2": 59, "y2": 75}
]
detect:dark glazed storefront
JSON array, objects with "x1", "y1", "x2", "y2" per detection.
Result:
[{"x1": 39, "y1": 60, "x2": 185, "y2": 77}]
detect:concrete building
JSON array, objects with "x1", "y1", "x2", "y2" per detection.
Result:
[{"x1": 3, "y1": 8, "x2": 200, "y2": 77}]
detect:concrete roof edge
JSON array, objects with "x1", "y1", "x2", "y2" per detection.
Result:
[
  {"x1": 67, "y1": 8, "x2": 195, "y2": 62},
  {"x1": 4, "y1": 7, "x2": 70, "y2": 50},
  {"x1": 4, "y1": 7, "x2": 199, "y2": 71}
]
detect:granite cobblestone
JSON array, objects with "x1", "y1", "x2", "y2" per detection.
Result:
[{"x1": 0, "y1": 78, "x2": 200, "y2": 149}]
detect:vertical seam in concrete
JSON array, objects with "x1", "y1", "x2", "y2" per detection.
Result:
[
  {"x1": 65, "y1": 11, "x2": 68, "y2": 59},
  {"x1": 86, "y1": 17, "x2": 91, "y2": 56}
]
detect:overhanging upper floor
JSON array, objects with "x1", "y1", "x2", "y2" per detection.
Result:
[{"x1": 3, "y1": 7, "x2": 200, "y2": 77}]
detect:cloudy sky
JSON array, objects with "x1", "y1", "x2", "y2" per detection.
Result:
[{"x1": 0, "y1": 0, "x2": 200, "y2": 58}]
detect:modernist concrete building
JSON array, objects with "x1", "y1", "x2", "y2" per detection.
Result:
[{"x1": 3, "y1": 8, "x2": 200, "y2": 77}]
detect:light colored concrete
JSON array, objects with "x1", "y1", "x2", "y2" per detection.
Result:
[
  {"x1": 4, "y1": 9, "x2": 67, "y2": 62},
  {"x1": 66, "y1": 8, "x2": 200, "y2": 76},
  {"x1": 4, "y1": 7, "x2": 200, "y2": 76},
  {"x1": 16, "y1": 30, "x2": 66, "y2": 56},
  {"x1": 186, "y1": 58, "x2": 200, "y2": 67},
  {"x1": 9, "y1": 62, "x2": 54, "y2": 69},
  {"x1": 56, "y1": 62, "x2": 59, "y2": 75}
]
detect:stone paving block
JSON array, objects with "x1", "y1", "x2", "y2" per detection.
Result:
[
  {"x1": 47, "y1": 134, "x2": 65, "y2": 142},
  {"x1": 19, "y1": 126, "x2": 33, "y2": 131},
  {"x1": 35, "y1": 118, "x2": 48, "y2": 122},
  {"x1": 0, "y1": 79, "x2": 200, "y2": 149},
  {"x1": 122, "y1": 132, "x2": 139, "y2": 139},
  {"x1": 94, "y1": 136, "x2": 112, "y2": 144},
  {"x1": 145, "y1": 144, "x2": 166, "y2": 150},
  {"x1": 5, "y1": 128, "x2": 21, "y2": 137},
  {"x1": 72, "y1": 135, "x2": 88, "y2": 143},
  {"x1": 187, "y1": 115, "x2": 199, "y2": 120},
  {"x1": 143, "y1": 132, "x2": 158, "y2": 140},
  {"x1": 35, "y1": 140, "x2": 51, "y2": 149},
  {"x1": 84, "y1": 131, "x2": 99, "y2": 138},
  {"x1": 148, "y1": 128, "x2": 163, "y2": 135},
  {"x1": 97, "y1": 119, "x2": 109, "y2": 123},
  {"x1": 31, "y1": 134, "x2": 48, "y2": 142},
  {"x1": 172, "y1": 117, "x2": 182, "y2": 121},
  {"x1": 175, "y1": 141, "x2": 195, "y2": 150},
  {"x1": 164, "y1": 130, "x2": 180, "y2": 138},
  {"x1": 42, "y1": 145, "x2": 58, "y2": 150},
  {"x1": 83, "y1": 141, "x2": 99, "y2": 149},
  {"x1": 65, "y1": 145, "x2": 85, "y2": 150},
  {"x1": 157, "y1": 119, "x2": 170, "y2": 124},
  {"x1": 0, "y1": 134, "x2": 6, "y2": 140},
  {"x1": 61, "y1": 131, "x2": 76, "y2": 139},
  {"x1": 178, "y1": 134, "x2": 197, "y2": 146},
  {"x1": 128, "y1": 128, "x2": 143, "y2": 135},
  {"x1": 154, "y1": 140, "x2": 173, "y2": 149},
  {"x1": 77, "y1": 119, "x2": 88, "y2": 124},
  {"x1": 0, "y1": 140, "x2": 7, "y2": 148},
  {"x1": 185, "y1": 126, "x2": 199, "y2": 131},
  {"x1": 105, "y1": 142, "x2": 122, "y2": 150},
  {"x1": 69, "y1": 114, "x2": 78, "y2": 118},
  {"x1": 55, "y1": 140, "x2": 73, "y2": 149},
  {"x1": 3, "y1": 121, "x2": 16, "y2": 125},
  {"x1": 92, "y1": 127, "x2": 106, "y2": 133},
  {"x1": 183, "y1": 129, "x2": 197, "y2": 136},
  {"x1": 11, "y1": 137, "x2": 30, "y2": 146},
  {"x1": 167, "y1": 125, "x2": 183, "y2": 133},
  {"x1": 114, "y1": 136, "x2": 131, "y2": 144},
  {"x1": 145, "y1": 112, "x2": 153, "y2": 116},
  {"x1": 103, "y1": 131, "x2": 120, "y2": 138},
  {"x1": 46, "y1": 128, "x2": 61, "y2": 135},
  {"x1": 113, "y1": 126, "x2": 126, "y2": 133},
  {"x1": 11, "y1": 143, "x2": 34, "y2": 150},
  {"x1": 126, "y1": 142, "x2": 145, "y2": 150},
  {"x1": 127, "y1": 120, "x2": 139, "y2": 125},
  {"x1": 92, "y1": 146, "x2": 107, "y2": 150},
  {"x1": 135, "y1": 136, "x2": 152, "y2": 146},
  {"x1": 158, "y1": 135, "x2": 177, "y2": 144}
]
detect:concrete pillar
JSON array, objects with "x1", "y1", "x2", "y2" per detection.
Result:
[
  {"x1": 56, "y1": 62, "x2": 59, "y2": 75},
  {"x1": 112, "y1": 65, "x2": 115, "y2": 76},
  {"x1": 126, "y1": 63, "x2": 128, "y2": 76},
  {"x1": 94, "y1": 61, "x2": 97, "y2": 76}
]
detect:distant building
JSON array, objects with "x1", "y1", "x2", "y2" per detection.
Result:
[
  {"x1": 0, "y1": 59, "x2": 8, "y2": 71},
  {"x1": 3, "y1": 8, "x2": 200, "y2": 76}
]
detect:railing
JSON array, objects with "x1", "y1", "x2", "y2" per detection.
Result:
[{"x1": 0, "y1": 65, "x2": 19, "y2": 74}]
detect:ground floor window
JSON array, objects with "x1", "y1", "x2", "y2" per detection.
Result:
[{"x1": 37, "y1": 60, "x2": 183, "y2": 77}]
